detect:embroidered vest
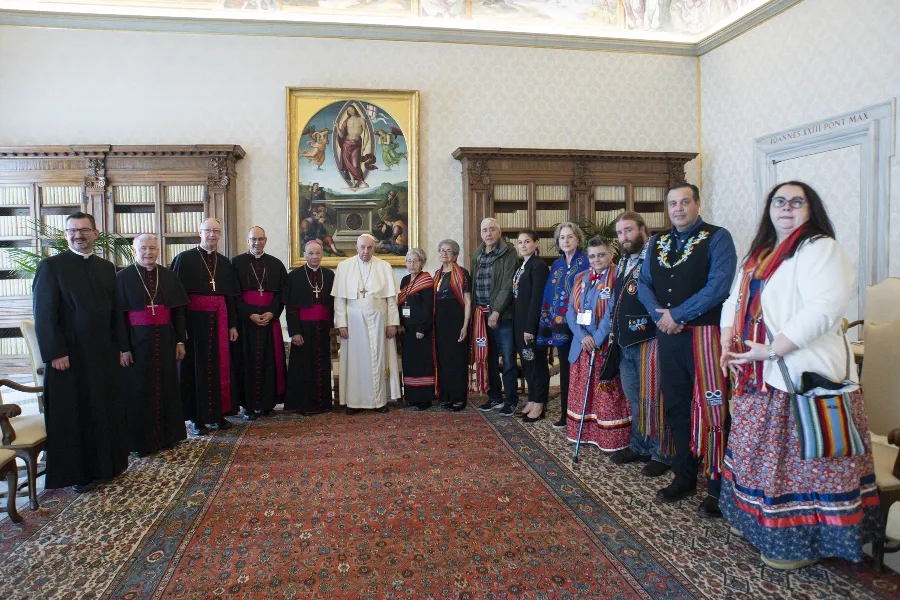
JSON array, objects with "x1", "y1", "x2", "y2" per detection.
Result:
[
  {"x1": 648, "y1": 223, "x2": 721, "y2": 327},
  {"x1": 611, "y1": 250, "x2": 656, "y2": 348}
]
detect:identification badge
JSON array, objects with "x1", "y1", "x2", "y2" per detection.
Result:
[
  {"x1": 402, "y1": 306, "x2": 411, "y2": 318},
  {"x1": 576, "y1": 310, "x2": 592, "y2": 325}
]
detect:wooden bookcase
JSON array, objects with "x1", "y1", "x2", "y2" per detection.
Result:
[
  {"x1": 452, "y1": 148, "x2": 698, "y2": 262},
  {"x1": 0, "y1": 145, "x2": 244, "y2": 373}
]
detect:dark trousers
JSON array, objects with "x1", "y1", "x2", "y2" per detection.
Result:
[
  {"x1": 657, "y1": 328, "x2": 728, "y2": 497},
  {"x1": 520, "y1": 345, "x2": 549, "y2": 405},
  {"x1": 557, "y1": 342, "x2": 572, "y2": 416},
  {"x1": 487, "y1": 318, "x2": 518, "y2": 406}
]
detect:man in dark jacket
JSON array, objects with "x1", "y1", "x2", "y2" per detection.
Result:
[{"x1": 470, "y1": 217, "x2": 519, "y2": 416}]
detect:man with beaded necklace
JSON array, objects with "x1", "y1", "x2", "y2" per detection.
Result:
[{"x1": 638, "y1": 183, "x2": 737, "y2": 518}]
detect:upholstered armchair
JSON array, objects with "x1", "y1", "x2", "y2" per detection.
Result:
[
  {"x1": 0, "y1": 380, "x2": 46, "y2": 511},
  {"x1": 0, "y1": 444, "x2": 22, "y2": 524}
]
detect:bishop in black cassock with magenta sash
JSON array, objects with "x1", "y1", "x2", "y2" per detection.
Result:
[
  {"x1": 283, "y1": 240, "x2": 335, "y2": 414},
  {"x1": 32, "y1": 213, "x2": 129, "y2": 492},
  {"x1": 170, "y1": 219, "x2": 239, "y2": 433},
  {"x1": 232, "y1": 227, "x2": 288, "y2": 419},
  {"x1": 117, "y1": 234, "x2": 189, "y2": 455}
]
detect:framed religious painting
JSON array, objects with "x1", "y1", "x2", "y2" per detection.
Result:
[{"x1": 287, "y1": 87, "x2": 419, "y2": 268}]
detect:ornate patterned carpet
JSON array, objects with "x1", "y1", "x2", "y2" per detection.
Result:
[{"x1": 0, "y1": 401, "x2": 897, "y2": 599}]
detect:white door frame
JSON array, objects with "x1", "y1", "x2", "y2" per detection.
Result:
[{"x1": 753, "y1": 100, "x2": 895, "y2": 315}]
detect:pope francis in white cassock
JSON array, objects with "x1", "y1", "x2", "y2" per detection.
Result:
[{"x1": 332, "y1": 234, "x2": 402, "y2": 413}]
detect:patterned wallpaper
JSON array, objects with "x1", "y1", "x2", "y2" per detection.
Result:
[
  {"x1": 701, "y1": 0, "x2": 900, "y2": 277},
  {"x1": 0, "y1": 26, "x2": 698, "y2": 273}
]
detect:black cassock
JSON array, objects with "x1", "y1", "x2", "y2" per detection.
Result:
[
  {"x1": 232, "y1": 252, "x2": 288, "y2": 414},
  {"x1": 116, "y1": 264, "x2": 189, "y2": 454},
  {"x1": 33, "y1": 250, "x2": 129, "y2": 489},
  {"x1": 170, "y1": 247, "x2": 239, "y2": 426},
  {"x1": 283, "y1": 265, "x2": 334, "y2": 414}
]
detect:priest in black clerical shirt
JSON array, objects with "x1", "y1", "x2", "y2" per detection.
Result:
[
  {"x1": 283, "y1": 239, "x2": 335, "y2": 414},
  {"x1": 33, "y1": 212, "x2": 129, "y2": 493},
  {"x1": 232, "y1": 227, "x2": 288, "y2": 420},
  {"x1": 117, "y1": 233, "x2": 189, "y2": 456},
  {"x1": 170, "y1": 218, "x2": 240, "y2": 435}
]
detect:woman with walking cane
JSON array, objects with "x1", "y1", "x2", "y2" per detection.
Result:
[{"x1": 564, "y1": 237, "x2": 631, "y2": 453}]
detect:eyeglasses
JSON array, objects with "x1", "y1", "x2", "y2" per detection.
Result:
[
  {"x1": 248, "y1": 237, "x2": 266, "y2": 242},
  {"x1": 588, "y1": 252, "x2": 610, "y2": 259},
  {"x1": 65, "y1": 228, "x2": 94, "y2": 235},
  {"x1": 772, "y1": 197, "x2": 807, "y2": 209},
  {"x1": 200, "y1": 229, "x2": 222, "y2": 234}
]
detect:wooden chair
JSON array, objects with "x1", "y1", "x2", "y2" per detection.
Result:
[
  {"x1": 858, "y1": 318, "x2": 900, "y2": 572},
  {"x1": 0, "y1": 380, "x2": 47, "y2": 511},
  {"x1": 19, "y1": 320, "x2": 45, "y2": 413},
  {"x1": 0, "y1": 448, "x2": 22, "y2": 523}
]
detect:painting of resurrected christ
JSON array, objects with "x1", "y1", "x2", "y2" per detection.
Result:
[{"x1": 288, "y1": 89, "x2": 418, "y2": 268}]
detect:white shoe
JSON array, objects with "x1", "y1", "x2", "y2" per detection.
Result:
[{"x1": 760, "y1": 555, "x2": 818, "y2": 570}]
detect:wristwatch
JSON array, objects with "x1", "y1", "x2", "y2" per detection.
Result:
[{"x1": 767, "y1": 345, "x2": 778, "y2": 361}]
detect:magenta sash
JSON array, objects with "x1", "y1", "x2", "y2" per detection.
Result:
[
  {"x1": 187, "y1": 294, "x2": 231, "y2": 412},
  {"x1": 127, "y1": 305, "x2": 171, "y2": 326},
  {"x1": 241, "y1": 290, "x2": 286, "y2": 395},
  {"x1": 298, "y1": 305, "x2": 330, "y2": 321}
]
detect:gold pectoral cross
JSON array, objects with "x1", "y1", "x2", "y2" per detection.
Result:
[
  {"x1": 210, "y1": 279, "x2": 216, "y2": 292},
  {"x1": 314, "y1": 288, "x2": 320, "y2": 299},
  {"x1": 147, "y1": 300, "x2": 156, "y2": 316},
  {"x1": 258, "y1": 285, "x2": 264, "y2": 296}
]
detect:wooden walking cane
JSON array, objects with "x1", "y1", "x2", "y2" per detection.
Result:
[{"x1": 573, "y1": 348, "x2": 597, "y2": 464}]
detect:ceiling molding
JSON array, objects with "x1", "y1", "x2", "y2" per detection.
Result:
[
  {"x1": 696, "y1": 0, "x2": 805, "y2": 55},
  {"x1": 0, "y1": 1, "x2": 805, "y2": 57}
]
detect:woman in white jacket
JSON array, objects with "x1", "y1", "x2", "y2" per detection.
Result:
[{"x1": 720, "y1": 181, "x2": 880, "y2": 570}]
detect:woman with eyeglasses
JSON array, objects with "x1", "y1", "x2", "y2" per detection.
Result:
[
  {"x1": 432, "y1": 239, "x2": 473, "y2": 411},
  {"x1": 537, "y1": 222, "x2": 590, "y2": 428},
  {"x1": 719, "y1": 181, "x2": 880, "y2": 570},
  {"x1": 513, "y1": 230, "x2": 551, "y2": 422},
  {"x1": 398, "y1": 248, "x2": 436, "y2": 410},
  {"x1": 564, "y1": 236, "x2": 631, "y2": 451}
]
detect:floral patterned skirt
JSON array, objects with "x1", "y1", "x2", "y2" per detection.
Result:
[
  {"x1": 720, "y1": 388, "x2": 882, "y2": 562},
  {"x1": 565, "y1": 350, "x2": 631, "y2": 452}
]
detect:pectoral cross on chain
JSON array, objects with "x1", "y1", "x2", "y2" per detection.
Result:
[
  {"x1": 147, "y1": 299, "x2": 156, "y2": 316},
  {"x1": 359, "y1": 288, "x2": 367, "y2": 298},
  {"x1": 314, "y1": 288, "x2": 320, "y2": 299},
  {"x1": 258, "y1": 285, "x2": 264, "y2": 297},
  {"x1": 210, "y1": 279, "x2": 216, "y2": 292}
]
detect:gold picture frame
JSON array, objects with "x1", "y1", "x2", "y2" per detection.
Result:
[{"x1": 287, "y1": 87, "x2": 419, "y2": 268}]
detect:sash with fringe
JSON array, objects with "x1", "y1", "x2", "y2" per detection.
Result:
[
  {"x1": 691, "y1": 325, "x2": 728, "y2": 479},
  {"x1": 398, "y1": 272, "x2": 434, "y2": 305},
  {"x1": 732, "y1": 224, "x2": 809, "y2": 395},
  {"x1": 470, "y1": 306, "x2": 490, "y2": 393},
  {"x1": 433, "y1": 262, "x2": 465, "y2": 307},
  {"x1": 636, "y1": 338, "x2": 673, "y2": 457}
]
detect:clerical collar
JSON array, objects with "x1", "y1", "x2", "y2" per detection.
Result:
[
  {"x1": 199, "y1": 246, "x2": 216, "y2": 254},
  {"x1": 68, "y1": 247, "x2": 92, "y2": 259},
  {"x1": 137, "y1": 262, "x2": 157, "y2": 271},
  {"x1": 306, "y1": 264, "x2": 319, "y2": 272},
  {"x1": 249, "y1": 251, "x2": 265, "y2": 259}
]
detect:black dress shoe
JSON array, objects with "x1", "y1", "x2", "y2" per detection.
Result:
[
  {"x1": 262, "y1": 409, "x2": 274, "y2": 416},
  {"x1": 656, "y1": 483, "x2": 697, "y2": 503},
  {"x1": 450, "y1": 403, "x2": 467, "y2": 412},
  {"x1": 521, "y1": 410, "x2": 546, "y2": 423},
  {"x1": 610, "y1": 448, "x2": 652, "y2": 465},
  {"x1": 413, "y1": 404, "x2": 431, "y2": 411},
  {"x1": 73, "y1": 482, "x2": 99, "y2": 494},
  {"x1": 696, "y1": 495, "x2": 722, "y2": 518},
  {"x1": 245, "y1": 413, "x2": 259, "y2": 421},
  {"x1": 641, "y1": 460, "x2": 671, "y2": 478},
  {"x1": 345, "y1": 407, "x2": 361, "y2": 415},
  {"x1": 217, "y1": 419, "x2": 233, "y2": 430},
  {"x1": 552, "y1": 417, "x2": 566, "y2": 429},
  {"x1": 375, "y1": 406, "x2": 389, "y2": 413},
  {"x1": 193, "y1": 425, "x2": 210, "y2": 436}
]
